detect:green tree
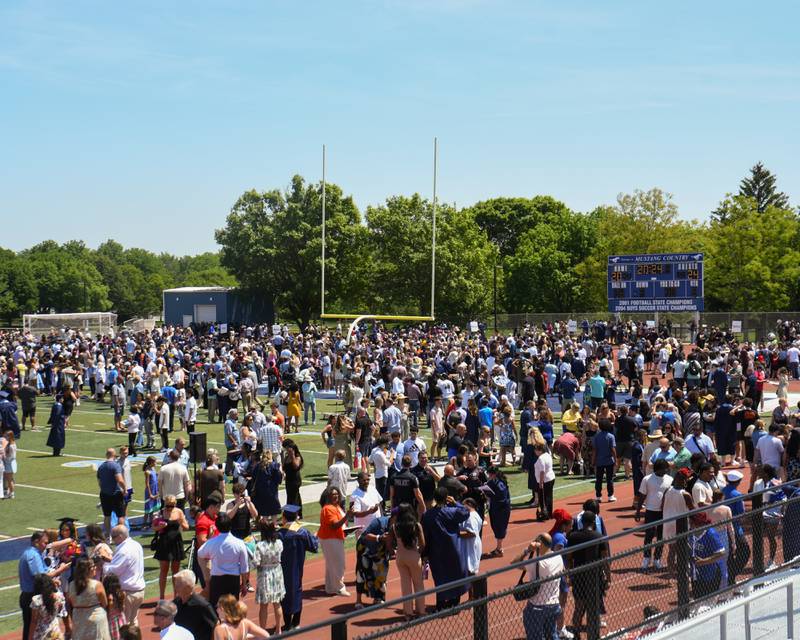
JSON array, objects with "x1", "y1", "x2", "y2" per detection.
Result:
[
  {"x1": 705, "y1": 196, "x2": 800, "y2": 310},
  {"x1": 22, "y1": 241, "x2": 111, "y2": 313},
  {"x1": 215, "y1": 175, "x2": 366, "y2": 329},
  {"x1": 504, "y1": 211, "x2": 597, "y2": 312},
  {"x1": 365, "y1": 196, "x2": 494, "y2": 321},
  {"x1": 739, "y1": 162, "x2": 790, "y2": 213},
  {"x1": 0, "y1": 249, "x2": 37, "y2": 322},
  {"x1": 470, "y1": 196, "x2": 574, "y2": 258}
]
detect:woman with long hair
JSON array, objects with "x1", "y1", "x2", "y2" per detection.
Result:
[
  {"x1": 465, "y1": 399, "x2": 481, "y2": 445},
  {"x1": 142, "y1": 457, "x2": 159, "y2": 528},
  {"x1": 286, "y1": 382, "x2": 302, "y2": 433},
  {"x1": 282, "y1": 439, "x2": 304, "y2": 517},
  {"x1": 388, "y1": 503, "x2": 426, "y2": 619},
  {"x1": 251, "y1": 450, "x2": 284, "y2": 520},
  {"x1": 152, "y1": 495, "x2": 189, "y2": 599},
  {"x1": 496, "y1": 406, "x2": 517, "y2": 467},
  {"x1": 332, "y1": 415, "x2": 354, "y2": 468},
  {"x1": 82, "y1": 524, "x2": 112, "y2": 581},
  {"x1": 30, "y1": 574, "x2": 66, "y2": 640},
  {"x1": 318, "y1": 486, "x2": 354, "y2": 596},
  {"x1": 101, "y1": 574, "x2": 126, "y2": 640},
  {"x1": 253, "y1": 519, "x2": 285, "y2": 633},
  {"x1": 66, "y1": 557, "x2": 110, "y2": 640},
  {"x1": 2, "y1": 430, "x2": 16, "y2": 498},
  {"x1": 60, "y1": 384, "x2": 77, "y2": 429},
  {"x1": 486, "y1": 466, "x2": 511, "y2": 557},
  {"x1": 213, "y1": 595, "x2": 269, "y2": 640}
]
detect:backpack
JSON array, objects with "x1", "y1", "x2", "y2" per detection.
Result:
[{"x1": 688, "y1": 361, "x2": 701, "y2": 376}]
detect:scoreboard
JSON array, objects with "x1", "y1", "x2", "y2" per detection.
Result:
[{"x1": 607, "y1": 253, "x2": 704, "y2": 312}]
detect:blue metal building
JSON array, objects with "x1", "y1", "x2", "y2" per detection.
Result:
[{"x1": 162, "y1": 286, "x2": 274, "y2": 327}]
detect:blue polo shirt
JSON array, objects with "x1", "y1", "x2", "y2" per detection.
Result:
[
  {"x1": 722, "y1": 485, "x2": 745, "y2": 536},
  {"x1": 478, "y1": 407, "x2": 494, "y2": 429},
  {"x1": 97, "y1": 460, "x2": 123, "y2": 496},
  {"x1": 593, "y1": 431, "x2": 616, "y2": 466},
  {"x1": 19, "y1": 546, "x2": 46, "y2": 593}
]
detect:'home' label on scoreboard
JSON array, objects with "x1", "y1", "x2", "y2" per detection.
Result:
[{"x1": 607, "y1": 253, "x2": 704, "y2": 312}]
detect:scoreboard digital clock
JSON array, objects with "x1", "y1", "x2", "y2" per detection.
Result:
[{"x1": 607, "y1": 253, "x2": 704, "y2": 312}]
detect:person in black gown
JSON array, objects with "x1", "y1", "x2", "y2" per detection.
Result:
[{"x1": 276, "y1": 504, "x2": 318, "y2": 632}]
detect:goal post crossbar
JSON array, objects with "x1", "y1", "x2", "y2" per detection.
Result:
[{"x1": 319, "y1": 314, "x2": 435, "y2": 345}]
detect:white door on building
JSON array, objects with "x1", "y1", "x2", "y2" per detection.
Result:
[
  {"x1": 194, "y1": 304, "x2": 217, "y2": 324},
  {"x1": 182, "y1": 314, "x2": 193, "y2": 327}
]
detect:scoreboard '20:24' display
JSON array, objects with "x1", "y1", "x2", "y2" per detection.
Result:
[{"x1": 607, "y1": 253, "x2": 704, "y2": 312}]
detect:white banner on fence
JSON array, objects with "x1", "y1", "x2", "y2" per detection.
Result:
[
  {"x1": 731, "y1": 320, "x2": 742, "y2": 333},
  {"x1": 567, "y1": 320, "x2": 577, "y2": 333}
]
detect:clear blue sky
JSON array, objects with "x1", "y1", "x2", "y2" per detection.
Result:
[{"x1": 2, "y1": 1, "x2": 798, "y2": 254}]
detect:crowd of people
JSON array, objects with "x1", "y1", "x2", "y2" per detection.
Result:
[{"x1": 6, "y1": 316, "x2": 800, "y2": 640}]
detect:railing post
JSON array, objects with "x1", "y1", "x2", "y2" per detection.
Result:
[
  {"x1": 586, "y1": 566, "x2": 601, "y2": 640},
  {"x1": 676, "y1": 515, "x2": 691, "y2": 618},
  {"x1": 719, "y1": 611, "x2": 727, "y2": 640},
  {"x1": 752, "y1": 493, "x2": 764, "y2": 577},
  {"x1": 472, "y1": 576, "x2": 488, "y2": 640},
  {"x1": 331, "y1": 619, "x2": 347, "y2": 640},
  {"x1": 788, "y1": 582, "x2": 794, "y2": 639}
]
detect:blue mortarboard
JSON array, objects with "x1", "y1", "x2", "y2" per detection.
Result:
[{"x1": 282, "y1": 504, "x2": 301, "y2": 514}]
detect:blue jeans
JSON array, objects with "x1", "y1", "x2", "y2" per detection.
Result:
[
  {"x1": 523, "y1": 602, "x2": 560, "y2": 640},
  {"x1": 304, "y1": 401, "x2": 316, "y2": 424}
]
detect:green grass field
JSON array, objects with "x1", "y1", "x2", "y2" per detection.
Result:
[{"x1": 0, "y1": 393, "x2": 601, "y2": 634}]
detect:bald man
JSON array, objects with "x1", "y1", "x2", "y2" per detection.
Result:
[
  {"x1": 96, "y1": 448, "x2": 126, "y2": 538},
  {"x1": 438, "y1": 464, "x2": 467, "y2": 499}
]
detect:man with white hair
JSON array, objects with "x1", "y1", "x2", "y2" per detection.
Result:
[
  {"x1": 153, "y1": 600, "x2": 193, "y2": 640},
  {"x1": 173, "y1": 569, "x2": 218, "y2": 640},
  {"x1": 103, "y1": 525, "x2": 145, "y2": 626}
]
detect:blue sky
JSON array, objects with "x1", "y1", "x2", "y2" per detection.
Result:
[{"x1": 2, "y1": 1, "x2": 798, "y2": 254}]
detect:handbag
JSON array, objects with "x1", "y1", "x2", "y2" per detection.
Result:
[{"x1": 513, "y1": 550, "x2": 541, "y2": 601}]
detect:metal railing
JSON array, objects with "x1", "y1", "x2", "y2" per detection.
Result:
[{"x1": 273, "y1": 478, "x2": 800, "y2": 640}]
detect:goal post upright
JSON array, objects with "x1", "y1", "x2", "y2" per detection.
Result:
[{"x1": 321, "y1": 143, "x2": 327, "y2": 317}]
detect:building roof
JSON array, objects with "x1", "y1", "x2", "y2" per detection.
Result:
[{"x1": 162, "y1": 286, "x2": 232, "y2": 294}]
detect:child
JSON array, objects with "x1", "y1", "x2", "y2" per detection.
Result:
[
  {"x1": 103, "y1": 573, "x2": 127, "y2": 640},
  {"x1": 142, "y1": 456, "x2": 160, "y2": 528}
]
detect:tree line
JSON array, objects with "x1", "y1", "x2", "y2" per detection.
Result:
[{"x1": 1, "y1": 163, "x2": 795, "y2": 327}]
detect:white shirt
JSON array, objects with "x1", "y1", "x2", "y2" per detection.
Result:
[
  {"x1": 401, "y1": 437, "x2": 426, "y2": 468},
  {"x1": 159, "y1": 462, "x2": 190, "y2": 500},
  {"x1": 124, "y1": 414, "x2": 140, "y2": 435},
  {"x1": 159, "y1": 623, "x2": 193, "y2": 640},
  {"x1": 756, "y1": 435, "x2": 784, "y2": 468},
  {"x1": 369, "y1": 447, "x2": 389, "y2": 479},
  {"x1": 120, "y1": 458, "x2": 133, "y2": 492},
  {"x1": 460, "y1": 510, "x2": 483, "y2": 574},
  {"x1": 104, "y1": 537, "x2": 145, "y2": 592},
  {"x1": 639, "y1": 473, "x2": 673, "y2": 512},
  {"x1": 685, "y1": 433, "x2": 715, "y2": 459},
  {"x1": 391, "y1": 376, "x2": 405, "y2": 394},
  {"x1": 328, "y1": 461, "x2": 351, "y2": 495},
  {"x1": 197, "y1": 532, "x2": 249, "y2": 576},
  {"x1": 184, "y1": 397, "x2": 197, "y2": 423},
  {"x1": 534, "y1": 452, "x2": 556, "y2": 483},
  {"x1": 692, "y1": 479, "x2": 714, "y2": 506},
  {"x1": 350, "y1": 486, "x2": 383, "y2": 529},
  {"x1": 525, "y1": 554, "x2": 564, "y2": 606}
]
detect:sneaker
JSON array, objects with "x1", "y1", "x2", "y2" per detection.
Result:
[
  {"x1": 608, "y1": 496, "x2": 617, "y2": 503},
  {"x1": 337, "y1": 589, "x2": 351, "y2": 597},
  {"x1": 641, "y1": 558, "x2": 651, "y2": 570},
  {"x1": 654, "y1": 559, "x2": 664, "y2": 570},
  {"x1": 559, "y1": 628, "x2": 575, "y2": 639}
]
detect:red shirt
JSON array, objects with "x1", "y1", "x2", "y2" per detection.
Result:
[{"x1": 195, "y1": 512, "x2": 217, "y2": 542}]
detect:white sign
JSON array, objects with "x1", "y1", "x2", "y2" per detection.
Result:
[
  {"x1": 567, "y1": 320, "x2": 577, "y2": 333},
  {"x1": 731, "y1": 320, "x2": 742, "y2": 333},
  {"x1": 220, "y1": 323, "x2": 228, "y2": 334},
  {"x1": 272, "y1": 324, "x2": 281, "y2": 336},
  {"x1": 646, "y1": 320, "x2": 656, "y2": 328},
  {"x1": 469, "y1": 321, "x2": 479, "y2": 333}
]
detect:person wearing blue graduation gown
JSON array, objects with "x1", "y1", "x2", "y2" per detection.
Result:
[
  {"x1": 421, "y1": 487, "x2": 470, "y2": 610},
  {"x1": 714, "y1": 397, "x2": 736, "y2": 461},
  {"x1": 0, "y1": 390, "x2": 20, "y2": 439},
  {"x1": 277, "y1": 504, "x2": 319, "y2": 632},
  {"x1": 46, "y1": 395, "x2": 66, "y2": 456}
]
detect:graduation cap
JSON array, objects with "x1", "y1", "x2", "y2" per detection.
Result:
[
  {"x1": 57, "y1": 517, "x2": 78, "y2": 529},
  {"x1": 282, "y1": 504, "x2": 301, "y2": 515}
]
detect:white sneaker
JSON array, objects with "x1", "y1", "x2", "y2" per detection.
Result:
[
  {"x1": 642, "y1": 558, "x2": 651, "y2": 569},
  {"x1": 559, "y1": 628, "x2": 575, "y2": 639},
  {"x1": 337, "y1": 589, "x2": 352, "y2": 597},
  {"x1": 654, "y1": 559, "x2": 664, "y2": 569},
  {"x1": 608, "y1": 496, "x2": 617, "y2": 502}
]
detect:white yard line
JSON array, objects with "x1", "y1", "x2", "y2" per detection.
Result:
[{"x1": 15, "y1": 482, "x2": 145, "y2": 504}]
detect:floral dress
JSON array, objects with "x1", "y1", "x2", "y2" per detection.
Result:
[
  {"x1": 31, "y1": 592, "x2": 65, "y2": 640},
  {"x1": 253, "y1": 539, "x2": 286, "y2": 604},
  {"x1": 144, "y1": 469, "x2": 160, "y2": 515}
]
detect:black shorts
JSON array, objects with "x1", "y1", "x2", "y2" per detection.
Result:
[
  {"x1": 617, "y1": 441, "x2": 633, "y2": 460},
  {"x1": 22, "y1": 407, "x2": 35, "y2": 418},
  {"x1": 100, "y1": 492, "x2": 126, "y2": 518}
]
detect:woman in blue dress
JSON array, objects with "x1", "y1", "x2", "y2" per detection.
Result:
[
  {"x1": 485, "y1": 466, "x2": 511, "y2": 558},
  {"x1": 142, "y1": 456, "x2": 160, "y2": 528}
]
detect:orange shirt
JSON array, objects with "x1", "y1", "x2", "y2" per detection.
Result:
[
  {"x1": 273, "y1": 412, "x2": 285, "y2": 429},
  {"x1": 318, "y1": 504, "x2": 345, "y2": 540}
]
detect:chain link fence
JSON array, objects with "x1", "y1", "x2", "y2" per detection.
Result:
[
  {"x1": 490, "y1": 311, "x2": 800, "y2": 342},
  {"x1": 275, "y1": 479, "x2": 800, "y2": 640}
]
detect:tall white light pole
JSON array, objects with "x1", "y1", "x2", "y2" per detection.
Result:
[
  {"x1": 430, "y1": 137, "x2": 438, "y2": 319},
  {"x1": 321, "y1": 144, "x2": 326, "y2": 317}
]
